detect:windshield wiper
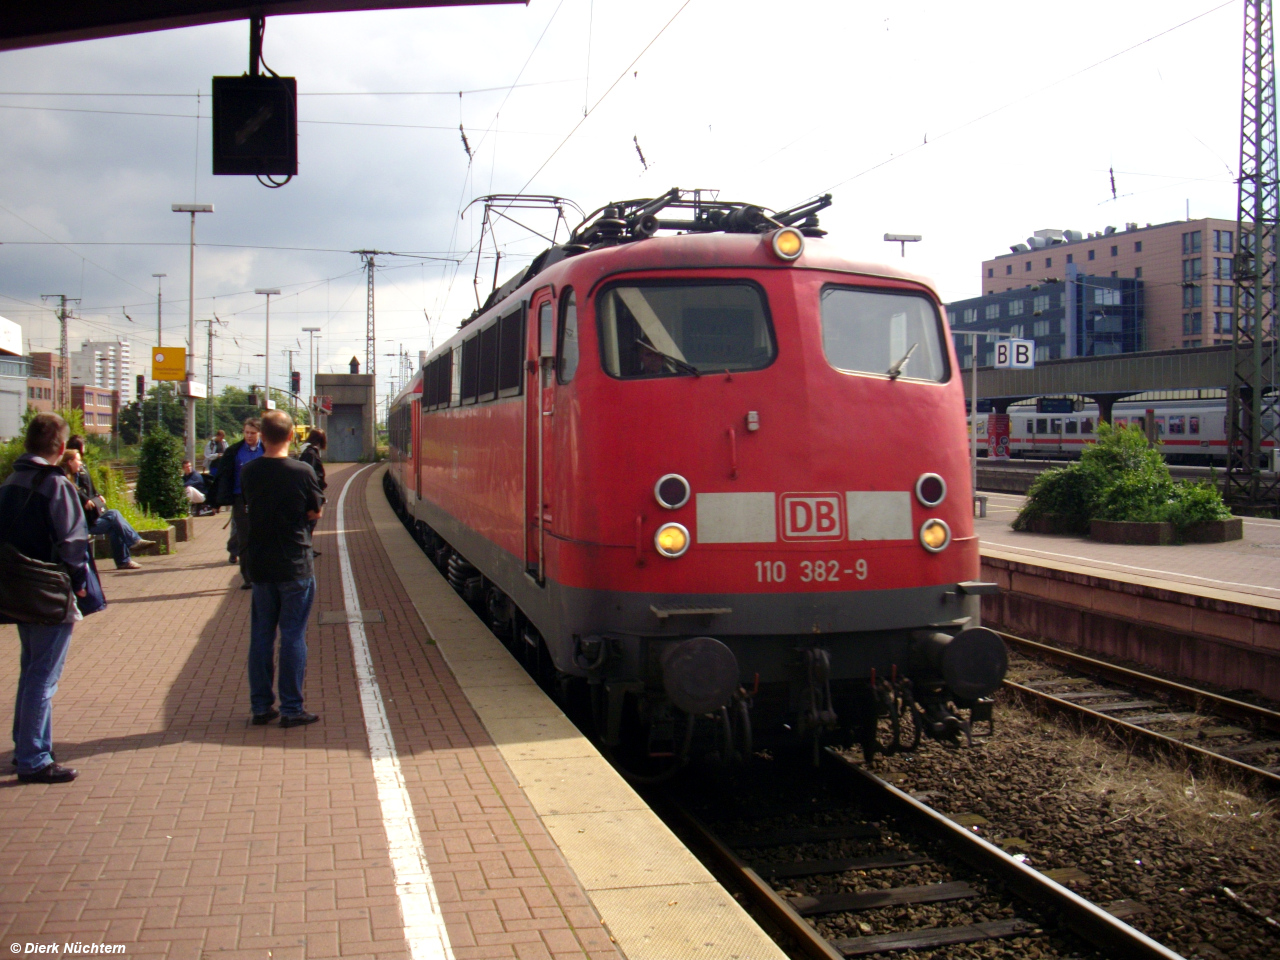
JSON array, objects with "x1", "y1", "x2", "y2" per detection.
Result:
[
  {"x1": 887, "y1": 342, "x2": 918, "y2": 380},
  {"x1": 636, "y1": 339, "x2": 701, "y2": 377}
]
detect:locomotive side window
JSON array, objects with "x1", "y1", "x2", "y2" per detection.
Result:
[
  {"x1": 498, "y1": 309, "x2": 524, "y2": 395},
  {"x1": 478, "y1": 322, "x2": 500, "y2": 400},
  {"x1": 558, "y1": 289, "x2": 579, "y2": 383},
  {"x1": 596, "y1": 281, "x2": 773, "y2": 379},
  {"x1": 820, "y1": 287, "x2": 947, "y2": 382},
  {"x1": 450, "y1": 344, "x2": 463, "y2": 405},
  {"x1": 461, "y1": 335, "x2": 480, "y2": 403}
]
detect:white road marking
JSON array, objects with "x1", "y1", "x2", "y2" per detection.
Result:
[{"x1": 336, "y1": 465, "x2": 455, "y2": 960}]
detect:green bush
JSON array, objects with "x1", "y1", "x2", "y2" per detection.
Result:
[
  {"x1": 135, "y1": 430, "x2": 189, "y2": 520},
  {"x1": 1011, "y1": 463, "x2": 1099, "y2": 534},
  {"x1": 1161, "y1": 481, "x2": 1234, "y2": 529},
  {"x1": 1014, "y1": 421, "x2": 1234, "y2": 535}
]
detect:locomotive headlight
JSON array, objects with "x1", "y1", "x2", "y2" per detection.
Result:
[
  {"x1": 654, "y1": 474, "x2": 691, "y2": 510},
  {"x1": 919, "y1": 518, "x2": 951, "y2": 553},
  {"x1": 655, "y1": 522, "x2": 690, "y2": 558},
  {"x1": 771, "y1": 227, "x2": 804, "y2": 261},
  {"x1": 915, "y1": 473, "x2": 947, "y2": 507}
]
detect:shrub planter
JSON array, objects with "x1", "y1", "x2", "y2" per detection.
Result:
[
  {"x1": 1021, "y1": 514, "x2": 1082, "y2": 535},
  {"x1": 1090, "y1": 519, "x2": 1175, "y2": 545},
  {"x1": 138, "y1": 526, "x2": 175, "y2": 555},
  {"x1": 1180, "y1": 517, "x2": 1244, "y2": 543},
  {"x1": 166, "y1": 517, "x2": 195, "y2": 542}
]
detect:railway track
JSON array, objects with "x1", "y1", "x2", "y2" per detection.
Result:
[
  {"x1": 999, "y1": 633, "x2": 1280, "y2": 792},
  {"x1": 658, "y1": 749, "x2": 1184, "y2": 960}
]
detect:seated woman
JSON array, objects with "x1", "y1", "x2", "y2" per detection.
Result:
[
  {"x1": 59, "y1": 446, "x2": 144, "y2": 570},
  {"x1": 183, "y1": 459, "x2": 216, "y2": 516}
]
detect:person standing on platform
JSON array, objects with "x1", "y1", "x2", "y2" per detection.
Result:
[
  {"x1": 296, "y1": 428, "x2": 326, "y2": 557},
  {"x1": 204, "y1": 430, "x2": 227, "y2": 472},
  {"x1": 212, "y1": 419, "x2": 263, "y2": 587},
  {"x1": 240, "y1": 409, "x2": 324, "y2": 728},
  {"x1": 1, "y1": 414, "x2": 106, "y2": 783}
]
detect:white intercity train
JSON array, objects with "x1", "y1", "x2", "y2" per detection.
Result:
[{"x1": 971, "y1": 398, "x2": 1276, "y2": 466}]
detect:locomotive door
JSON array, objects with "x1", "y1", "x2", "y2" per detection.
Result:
[{"x1": 526, "y1": 290, "x2": 555, "y2": 582}]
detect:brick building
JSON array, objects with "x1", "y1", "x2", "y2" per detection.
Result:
[
  {"x1": 980, "y1": 218, "x2": 1242, "y2": 351},
  {"x1": 71, "y1": 384, "x2": 118, "y2": 437},
  {"x1": 27, "y1": 352, "x2": 67, "y2": 413}
]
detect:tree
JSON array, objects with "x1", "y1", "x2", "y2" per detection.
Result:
[{"x1": 135, "y1": 429, "x2": 189, "y2": 519}]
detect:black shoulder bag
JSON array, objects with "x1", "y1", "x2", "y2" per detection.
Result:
[{"x1": 0, "y1": 469, "x2": 77, "y2": 625}]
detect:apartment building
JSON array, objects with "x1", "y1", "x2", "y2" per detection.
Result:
[
  {"x1": 71, "y1": 338, "x2": 132, "y2": 403},
  {"x1": 981, "y1": 218, "x2": 1242, "y2": 350}
]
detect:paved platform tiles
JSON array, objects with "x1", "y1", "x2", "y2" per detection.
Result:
[
  {"x1": 0, "y1": 462, "x2": 784, "y2": 960},
  {"x1": 976, "y1": 490, "x2": 1280, "y2": 606}
]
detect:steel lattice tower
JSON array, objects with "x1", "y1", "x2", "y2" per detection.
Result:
[
  {"x1": 354, "y1": 250, "x2": 386, "y2": 380},
  {"x1": 1228, "y1": 0, "x2": 1280, "y2": 506}
]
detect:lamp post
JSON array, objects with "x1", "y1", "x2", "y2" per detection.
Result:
[
  {"x1": 254, "y1": 289, "x2": 280, "y2": 410},
  {"x1": 151, "y1": 273, "x2": 166, "y2": 431},
  {"x1": 301, "y1": 327, "x2": 320, "y2": 424},
  {"x1": 172, "y1": 203, "x2": 213, "y2": 464}
]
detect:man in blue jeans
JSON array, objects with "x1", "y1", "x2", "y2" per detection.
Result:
[
  {"x1": 2, "y1": 414, "x2": 105, "y2": 783},
  {"x1": 240, "y1": 409, "x2": 325, "y2": 727}
]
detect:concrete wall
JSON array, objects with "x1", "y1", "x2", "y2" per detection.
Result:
[{"x1": 980, "y1": 551, "x2": 1280, "y2": 701}]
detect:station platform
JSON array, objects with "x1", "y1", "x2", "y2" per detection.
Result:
[
  {"x1": 976, "y1": 490, "x2": 1280, "y2": 701},
  {"x1": 976, "y1": 490, "x2": 1280, "y2": 606},
  {"x1": 0, "y1": 463, "x2": 783, "y2": 960}
]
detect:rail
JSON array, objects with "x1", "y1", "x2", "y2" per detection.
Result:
[
  {"x1": 1000, "y1": 632, "x2": 1280, "y2": 792},
  {"x1": 657, "y1": 752, "x2": 1186, "y2": 960}
]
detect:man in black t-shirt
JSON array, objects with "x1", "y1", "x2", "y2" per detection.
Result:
[{"x1": 240, "y1": 410, "x2": 326, "y2": 728}]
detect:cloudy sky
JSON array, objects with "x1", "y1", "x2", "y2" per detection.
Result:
[{"x1": 0, "y1": 0, "x2": 1246, "y2": 411}]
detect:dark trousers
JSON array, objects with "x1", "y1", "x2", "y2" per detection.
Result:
[{"x1": 228, "y1": 496, "x2": 250, "y2": 577}]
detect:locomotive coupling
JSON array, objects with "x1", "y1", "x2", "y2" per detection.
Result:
[
  {"x1": 908, "y1": 627, "x2": 1009, "y2": 701},
  {"x1": 659, "y1": 637, "x2": 740, "y2": 715}
]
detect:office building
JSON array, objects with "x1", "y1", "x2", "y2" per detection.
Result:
[
  {"x1": 980, "y1": 218, "x2": 1242, "y2": 350},
  {"x1": 71, "y1": 385, "x2": 119, "y2": 437},
  {"x1": 946, "y1": 267, "x2": 1142, "y2": 367}
]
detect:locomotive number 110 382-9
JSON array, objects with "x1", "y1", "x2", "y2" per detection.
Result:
[{"x1": 754, "y1": 559, "x2": 868, "y2": 583}]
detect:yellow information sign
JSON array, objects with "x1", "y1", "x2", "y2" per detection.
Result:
[{"x1": 152, "y1": 346, "x2": 186, "y2": 382}]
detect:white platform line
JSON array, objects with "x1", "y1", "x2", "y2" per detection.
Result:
[{"x1": 336, "y1": 465, "x2": 455, "y2": 960}]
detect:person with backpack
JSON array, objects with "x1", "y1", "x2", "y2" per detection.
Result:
[{"x1": 0, "y1": 414, "x2": 106, "y2": 783}]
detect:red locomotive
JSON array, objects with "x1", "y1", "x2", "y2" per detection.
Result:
[{"x1": 385, "y1": 189, "x2": 1006, "y2": 768}]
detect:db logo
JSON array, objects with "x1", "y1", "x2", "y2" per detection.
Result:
[{"x1": 780, "y1": 493, "x2": 844, "y2": 541}]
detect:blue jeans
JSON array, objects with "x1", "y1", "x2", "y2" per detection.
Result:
[
  {"x1": 12, "y1": 623, "x2": 75, "y2": 774},
  {"x1": 90, "y1": 509, "x2": 142, "y2": 566},
  {"x1": 249, "y1": 578, "x2": 316, "y2": 717}
]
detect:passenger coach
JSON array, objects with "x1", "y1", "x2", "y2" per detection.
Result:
[{"x1": 386, "y1": 190, "x2": 1006, "y2": 770}]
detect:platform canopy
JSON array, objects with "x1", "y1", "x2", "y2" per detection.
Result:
[{"x1": 1, "y1": 0, "x2": 522, "y2": 52}]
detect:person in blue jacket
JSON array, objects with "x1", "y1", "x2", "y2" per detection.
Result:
[{"x1": 0, "y1": 414, "x2": 106, "y2": 784}]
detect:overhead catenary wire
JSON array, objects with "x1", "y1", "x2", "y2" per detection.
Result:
[
  {"x1": 817, "y1": 0, "x2": 1237, "y2": 195},
  {"x1": 515, "y1": 0, "x2": 695, "y2": 195}
]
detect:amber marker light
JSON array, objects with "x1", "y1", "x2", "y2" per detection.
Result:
[
  {"x1": 655, "y1": 522, "x2": 691, "y2": 558},
  {"x1": 771, "y1": 227, "x2": 804, "y2": 261},
  {"x1": 919, "y1": 518, "x2": 951, "y2": 553}
]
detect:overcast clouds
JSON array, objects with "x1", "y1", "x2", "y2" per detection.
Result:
[{"x1": 0, "y1": 0, "x2": 1245, "y2": 409}]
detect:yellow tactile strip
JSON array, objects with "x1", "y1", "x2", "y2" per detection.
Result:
[{"x1": 366, "y1": 467, "x2": 787, "y2": 960}]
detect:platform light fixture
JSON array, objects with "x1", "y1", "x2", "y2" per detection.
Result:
[{"x1": 255, "y1": 288, "x2": 281, "y2": 408}]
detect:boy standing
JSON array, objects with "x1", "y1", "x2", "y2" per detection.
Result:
[{"x1": 240, "y1": 410, "x2": 325, "y2": 727}]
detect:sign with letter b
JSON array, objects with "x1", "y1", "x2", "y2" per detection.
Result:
[{"x1": 994, "y1": 339, "x2": 1035, "y2": 369}]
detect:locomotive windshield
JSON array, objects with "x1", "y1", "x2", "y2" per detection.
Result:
[
  {"x1": 597, "y1": 282, "x2": 774, "y2": 378},
  {"x1": 820, "y1": 287, "x2": 948, "y2": 382}
]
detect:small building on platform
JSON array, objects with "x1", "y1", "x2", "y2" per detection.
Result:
[{"x1": 316, "y1": 359, "x2": 376, "y2": 461}]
